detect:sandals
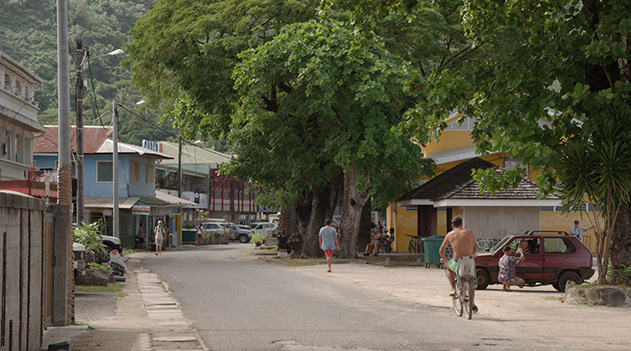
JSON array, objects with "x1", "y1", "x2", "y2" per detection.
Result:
[
  {"x1": 472, "y1": 305, "x2": 479, "y2": 313},
  {"x1": 448, "y1": 291, "x2": 456, "y2": 297}
]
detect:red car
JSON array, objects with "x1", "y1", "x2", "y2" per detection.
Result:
[{"x1": 475, "y1": 231, "x2": 595, "y2": 292}]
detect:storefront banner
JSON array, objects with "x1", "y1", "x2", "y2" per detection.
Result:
[{"x1": 132, "y1": 205, "x2": 151, "y2": 215}]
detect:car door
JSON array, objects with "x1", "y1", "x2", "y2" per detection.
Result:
[
  {"x1": 542, "y1": 237, "x2": 577, "y2": 283},
  {"x1": 515, "y1": 237, "x2": 544, "y2": 282},
  {"x1": 507, "y1": 237, "x2": 543, "y2": 282}
]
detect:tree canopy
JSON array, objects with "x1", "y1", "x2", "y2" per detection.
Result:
[
  {"x1": 408, "y1": 0, "x2": 631, "y2": 283},
  {"x1": 230, "y1": 19, "x2": 432, "y2": 256}
]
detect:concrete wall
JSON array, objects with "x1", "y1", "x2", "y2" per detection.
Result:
[
  {"x1": 462, "y1": 206, "x2": 540, "y2": 239},
  {"x1": 0, "y1": 191, "x2": 46, "y2": 350}
]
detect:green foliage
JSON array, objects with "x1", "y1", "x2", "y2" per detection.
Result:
[
  {"x1": 127, "y1": 0, "x2": 320, "y2": 139},
  {"x1": 251, "y1": 232, "x2": 266, "y2": 245},
  {"x1": 613, "y1": 264, "x2": 631, "y2": 286},
  {"x1": 405, "y1": 0, "x2": 631, "y2": 283},
  {"x1": 87, "y1": 262, "x2": 113, "y2": 273},
  {"x1": 73, "y1": 220, "x2": 106, "y2": 255},
  {"x1": 0, "y1": 0, "x2": 176, "y2": 146},
  {"x1": 231, "y1": 19, "x2": 433, "y2": 208}
]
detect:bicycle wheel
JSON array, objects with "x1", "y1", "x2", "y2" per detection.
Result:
[
  {"x1": 452, "y1": 280, "x2": 463, "y2": 317},
  {"x1": 463, "y1": 279, "x2": 473, "y2": 319},
  {"x1": 408, "y1": 240, "x2": 415, "y2": 253}
]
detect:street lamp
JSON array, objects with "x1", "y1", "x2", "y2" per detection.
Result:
[{"x1": 75, "y1": 42, "x2": 124, "y2": 224}]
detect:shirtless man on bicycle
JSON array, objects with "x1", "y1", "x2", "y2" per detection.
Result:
[{"x1": 440, "y1": 216, "x2": 479, "y2": 313}]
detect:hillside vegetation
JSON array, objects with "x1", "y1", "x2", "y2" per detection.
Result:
[{"x1": 0, "y1": 0, "x2": 175, "y2": 146}]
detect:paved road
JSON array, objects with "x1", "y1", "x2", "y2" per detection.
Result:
[{"x1": 144, "y1": 245, "x2": 566, "y2": 351}]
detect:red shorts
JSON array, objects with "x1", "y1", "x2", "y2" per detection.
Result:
[{"x1": 323, "y1": 249, "x2": 335, "y2": 258}]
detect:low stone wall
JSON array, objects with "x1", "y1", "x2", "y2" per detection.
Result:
[
  {"x1": 0, "y1": 191, "x2": 46, "y2": 350},
  {"x1": 566, "y1": 285, "x2": 631, "y2": 307}
]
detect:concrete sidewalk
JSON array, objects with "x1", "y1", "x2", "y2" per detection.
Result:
[{"x1": 41, "y1": 253, "x2": 207, "y2": 351}]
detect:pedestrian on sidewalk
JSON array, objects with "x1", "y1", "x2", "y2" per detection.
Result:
[
  {"x1": 154, "y1": 220, "x2": 165, "y2": 255},
  {"x1": 319, "y1": 219, "x2": 340, "y2": 273}
]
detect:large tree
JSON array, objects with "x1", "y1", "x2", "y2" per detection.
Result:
[
  {"x1": 410, "y1": 0, "x2": 631, "y2": 284},
  {"x1": 232, "y1": 19, "x2": 433, "y2": 258}
]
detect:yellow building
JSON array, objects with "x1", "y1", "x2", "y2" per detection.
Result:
[{"x1": 387, "y1": 114, "x2": 600, "y2": 253}]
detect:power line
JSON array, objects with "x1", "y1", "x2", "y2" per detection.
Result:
[{"x1": 116, "y1": 104, "x2": 228, "y2": 156}]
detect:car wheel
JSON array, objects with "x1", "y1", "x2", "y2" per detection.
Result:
[
  {"x1": 556, "y1": 271, "x2": 582, "y2": 292},
  {"x1": 476, "y1": 268, "x2": 490, "y2": 290},
  {"x1": 239, "y1": 234, "x2": 250, "y2": 243}
]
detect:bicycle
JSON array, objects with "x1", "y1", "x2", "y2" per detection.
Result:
[
  {"x1": 448, "y1": 256, "x2": 476, "y2": 319},
  {"x1": 406, "y1": 234, "x2": 422, "y2": 253}
]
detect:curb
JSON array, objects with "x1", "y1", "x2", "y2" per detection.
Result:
[{"x1": 133, "y1": 258, "x2": 208, "y2": 351}]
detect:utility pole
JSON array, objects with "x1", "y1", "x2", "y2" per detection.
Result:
[
  {"x1": 178, "y1": 137, "x2": 183, "y2": 198},
  {"x1": 76, "y1": 40, "x2": 85, "y2": 224},
  {"x1": 113, "y1": 101, "x2": 119, "y2": 238},
  {"x1": 57, "y1": 0, "x2": 74, "y2": 325}
]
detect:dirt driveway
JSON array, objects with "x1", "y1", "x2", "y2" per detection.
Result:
[{"x1": 293, "y1": 262, "x2": 629, "y2": 350}]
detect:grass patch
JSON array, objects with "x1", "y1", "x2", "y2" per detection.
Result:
[
  {"x1": 574, "y1": 281, "x2": 598, "y2": 289},
  {"x1": 123, "y1": 248, "x2": 135, "y2": 255},
  {"x1": 252, "y1": 248, "x2": 279, "y2": 255},
  {"x1": 76, "y1": 282, "x2": 123, "y2": 293}
]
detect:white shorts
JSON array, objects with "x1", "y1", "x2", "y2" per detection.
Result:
[{"x1": 456, "y1": 256, "x2": 476, "y2": 279}]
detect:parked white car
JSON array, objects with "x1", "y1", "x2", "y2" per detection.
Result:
[{"x1": 250, "y1": 222, "x2": 278, "y2": 235}]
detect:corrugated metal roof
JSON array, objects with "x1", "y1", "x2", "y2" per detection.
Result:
[
  {"x1": 84, "y1": 197, "x2": 140, "y2": 209},
  {"x1": 34, "y1": 126, "x2": 173, "y2": 159},
  {"x1": 34, "y1": 126, "x2": 112, "y2": 154},
  {"x1": 154, "y1": 191, "x2": 198, "y2": 206},
  {"x1": 98, "y1": 139, "x2": 173, "y2": 159}
]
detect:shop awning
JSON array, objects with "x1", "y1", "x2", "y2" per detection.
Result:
[{"x1": 85, "y1": 197, "x2": 140, "y2": 210}]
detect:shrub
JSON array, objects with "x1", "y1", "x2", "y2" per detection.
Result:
[
  {"x1": 614, "y1": 264, "x2": 631, "y2": 286},
  {"x1": 73, "y1": 220, "x2": 106, "y2": 256},
  {"x1": 251, "y1": 232, "x2": 265, "y2": 245}
]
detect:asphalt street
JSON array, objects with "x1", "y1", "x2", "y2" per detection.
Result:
[{"x1": 142, "y1": 245, "x2": 570, "y2": 351}]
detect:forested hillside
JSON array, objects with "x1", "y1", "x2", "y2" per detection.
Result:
[{"x1": 0, "y1": 0, "x2": 176, "y2": 146}]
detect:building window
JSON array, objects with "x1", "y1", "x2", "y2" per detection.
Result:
[
  {"x1": 97, "y1": 161, "x2": 113, "y2": 182},
  {"x1": 146, "y1": 164, "x2": 154, "y2": 184},
  {"x1": 131, "y1": 161, "x2": 140, "y2": 183}
]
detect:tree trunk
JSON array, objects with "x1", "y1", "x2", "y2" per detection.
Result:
[
  {"x1": 611, "y1": 207, "x2": 631, "y2": 284},
  {"x1": 339, "y1": 165, "x2": 369, "y2": 258},
  {"x1": 301, "y1": 182, "x2": 340, "y2": 257},
  {"x1": 293, "y1": 191, "x2": 313, "y2": 257}
]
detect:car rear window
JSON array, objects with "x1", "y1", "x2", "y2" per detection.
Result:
[{"x1": 543, "y1": 237, "x2": 576, "y2": 254}]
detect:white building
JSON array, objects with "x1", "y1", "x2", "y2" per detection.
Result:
[{"x1": 0, "y1": 52, "x2": 45, "y2": 180}]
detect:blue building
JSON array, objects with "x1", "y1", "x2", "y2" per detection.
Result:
[{"x1": 34, "y1": 126, "x2": 195, "y2": 249}]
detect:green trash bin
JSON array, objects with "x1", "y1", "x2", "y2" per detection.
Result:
[
  {"x1": 422, "y1": 235, "x2": 445, "y2": 269},
  {"x1": 48, "y1": 340, "x2": 71, "y2": 351},
  {"x1": 182, "y1": 229, "x2": 198, "y2": 244}
]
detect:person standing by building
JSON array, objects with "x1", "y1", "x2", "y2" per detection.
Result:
[
  {"x1": 154, "y1": 220, "x2": 165, "y2": 256},
  {"x1": 136, "y1": 222, "x2": 146, "y2": 250},
  {"x1": 319, "y1": 219, "x2": 340, "y2": 273},
  {"x1": 570, "y1": 220, "x2": 595, "y2": 241}
]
